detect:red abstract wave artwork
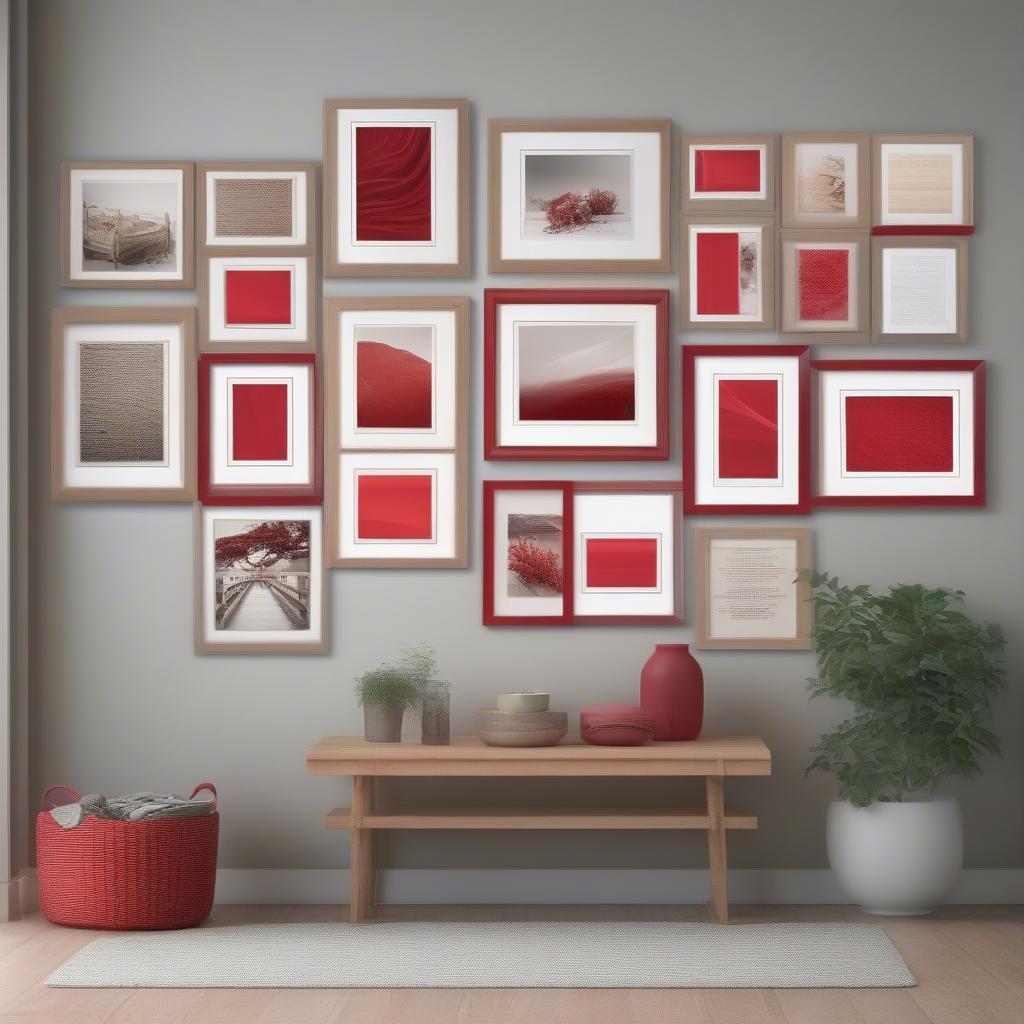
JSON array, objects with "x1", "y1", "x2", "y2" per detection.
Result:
[
  {"x1": 355, "y1": 125, "x2": 432, "y2": 242},
  {"x1": 717, "y1": 378, "x2": 779, "y2": 479},
  {"x1": 357, "y1": 473, "x2": 434, "y2": 540},
  {"x1": 694, "y1": 148, "x2": 762, "y2": 193},
  {"x1": 799, "y1": 248, "x2": 849, "y2": 321},
  {"x1": 585, "y1": 537, "x2": 659, "y2": 589},
  {"x1": 224, "y1": 269, "x2": 292, "y2": 326},
  {"x1": 696, "y1": 232, "x2": 740, "y2": 315},
  {"x1": 230, "y1": 383, "x2": 289, "y2": 461},
  {"x1": 844, "y1": 395, "x2": 954, "y2": 472},
  {"x1": 518, "y1": 370, "x2": 636, "y2": 422},
  {"x1": 356, "y1": 341, "x2": 433, "y2": 429}
]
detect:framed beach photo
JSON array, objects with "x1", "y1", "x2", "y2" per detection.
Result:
[
  {"x1": 61, "y1": 161, "x2": 194, "y2": 287},
  {"x1": 484, "y1": 288, "x2": 669, "y2": 460},
  {"x1": 488, "y1": 118, "x2": 670, "y2": 273},
  {"x1": 781, "y1": 133, "x2": 870, "y2": 229},
  {"x1": 51, "y1": 307, "x2": 196, "y2": 502},
  {"x1": 682, "y1": 134, "x2": 776, "y2": 212},
  {"x1": 324, "y1": 98, "x2": 469, "y2": 276}
]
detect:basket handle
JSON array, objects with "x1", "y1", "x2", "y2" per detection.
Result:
[
  {"x1": 189, "y1": 782, "x2": 217, "y2": 811},
  {"x1": 40, "y1": 785, "x2": 82, "y2": 811}
]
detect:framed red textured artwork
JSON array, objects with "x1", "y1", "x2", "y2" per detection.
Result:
[
  {"x1": 683, "y1": 345, "x2": 810, "y2": 515},
  {"x1": 814, "y1": 359, "x2": 985, "y2": 507},
  {"x1": 682, "y1": 134, "x2": 777, "y2": 213},
  {"x1": 484, "y1": 288, "x2": 669, "y2": 461},
  {"x1": 198, "y1": 354, "x2": 322, "y2": 505}
]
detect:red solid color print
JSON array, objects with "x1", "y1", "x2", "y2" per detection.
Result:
[
  {"x1": 717, "y1": 378, "x2": 779, "y2": 479},
  {"x1": 355, "y1": 125, "x2": 432, "y2": 242},
  {"x1": 224, "y1": 269, "x2": 293, "y2": 326},
  {"x1": 357, "y1": 473, "x2": 434, "y2": 540},
  {"x1": 799, "y1": 249, "x2": 849, "y2": 321},
  {"x1": 585, "y1": 537, "x2": 659, "y2": 589},
  {"x1": 693, "y1": 149, "x2": 762, "y2": 193},
  {"x1": 696, "y1": 232, "x2": 739, "y2": 315},
  {"x1": 356, "y1": 341, "x2": 433, "y2": 429},
  {"x1": 844, "y1": 395, "x2": 954, "y2": 473},
  {"x1": 230, "y1": 383, "x2": 289, "y2": 461}
]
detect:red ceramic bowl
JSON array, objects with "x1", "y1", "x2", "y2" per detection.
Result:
[{"x1": 579, "y1": 703, "x2": 656, "y2": 746}]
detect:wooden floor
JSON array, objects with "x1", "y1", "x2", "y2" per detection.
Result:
[{"x1": 0, "y1": 903, "x2": 1021, "y2": 1023}]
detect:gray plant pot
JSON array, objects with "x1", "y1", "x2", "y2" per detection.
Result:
[{"x1": 363, "y1": 704, "x2": 405, "y2": 743}]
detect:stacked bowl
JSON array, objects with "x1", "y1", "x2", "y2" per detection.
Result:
[{"x1": 477, "y1": 692, "x2": 567, "y2": 747}]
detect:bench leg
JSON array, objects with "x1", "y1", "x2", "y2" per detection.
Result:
[
  {"x1": 350, "y1": 775, "x2": 376, "y2": 924},
  {"x1": 706, "y1": 775, "x2": 728, "y2": 924}
]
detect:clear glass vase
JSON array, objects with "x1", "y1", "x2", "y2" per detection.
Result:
[{"x1": 421, "y1": 688, "x2": 451, "y2": 745}]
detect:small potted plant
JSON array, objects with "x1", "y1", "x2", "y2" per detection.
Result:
[
  {"x1": 802, "y1": 573, "x2": 1005, "y2": 915},
  {"x1": 355, "y1": 644, "x2": 449, "y2": 744}
]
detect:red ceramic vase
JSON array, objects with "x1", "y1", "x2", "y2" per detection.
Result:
[{"x1": 639, "y1": 644, "x2": 704, "y2": 741}]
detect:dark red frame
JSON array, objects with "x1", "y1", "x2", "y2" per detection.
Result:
[
  {"x1": 872, "y1": 226, "x2": 974, "y2": 236},
  {"x1": 484, "y1": 288, "x2": 670, "y2": 461},
  {"x1": 682, "y1": 345, "x2": 811, "y2": 515},
  {"x1": 812, "y1": 360, "x2": 986, "y2": 508},
  {"x1": 198, "y1": 353, "x2": 323, "y2": 506}
]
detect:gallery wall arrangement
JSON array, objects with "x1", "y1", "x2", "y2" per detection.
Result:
[{"x1": 52, "y1": 114, "x2": 983, "y2": 653}]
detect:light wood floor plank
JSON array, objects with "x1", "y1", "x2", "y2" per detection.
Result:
[
  {"x1": 703, "y1": 989, "x2": 787, "y2": 1024},
  {"x1": 775, "y1": 989, "x2": 866, "y2": 1024},
  {"x1": 106, "y1": 987, "x2": 206, "y2": 1024}
]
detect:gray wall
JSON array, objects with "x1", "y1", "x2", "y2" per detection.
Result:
[{"x1": 27, "y1": 0, "x2": 1023, "y2": 875}]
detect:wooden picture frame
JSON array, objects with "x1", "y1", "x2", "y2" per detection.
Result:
[
  {"x1": 694, "y1": 527, "x2": 812, "y2": 650},
  {"x1": 324, "y1": 295, "x2": 469, "y2": 568},
  {"x1": 488, "y1": 118, "x2": 671, "y2": 273},
  {"x1": 781, "y1": 133, "x2": 870, "y2": 229},
  {"x1": 681, "y1": 133, "x2": 777, "y2": 213},
  {"x1": 51, "y1": 306, "x2": 196, "y2": 502},
  {"x1": 323, "y1": 98, "x2": 470, "y2": 277},
  {"x1": 60, "y1": 161, "x2": 194, "y2": 288}
]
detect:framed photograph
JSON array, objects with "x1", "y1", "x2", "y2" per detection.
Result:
[
  {"x1": 872, "y1": 237, "x2": 967, "y2": 343},
  {"x1": 781, "y1": 133, "x2": 870, "y2": 229},
  {"x1": 484, "y1": 288, "x2": 669, "y2": 461},
  {"x1": 51, "y1": 307, "x2": 196, "y2": 502},
  {"x1": 681, "y1": 216, "x2": 775, "y2": 329},
  {"x1": 872, "y1": 133, "x2": 973, "y2": 234},
  {"x1": 681, "y1": 134, "x2": 776, "y2": 212},
  {"x1": 195, "y1": 506, "x2": 326, "y2": 653},
  {"x1": 323, "y1": 98, "x2": 469, "y2": 276},
  {"x1": 198, "y1": 354, "x2": 321, "y2": 506},
  {"x1": 198, "y1": 162, "x2": 318, "y2": 253},
  {"x1": 780, "y1": 230, "x2": 870, "y2": 342},
  {"x1": 61, "y1": 161, "x2": 194, "y2": 288},
  {"x1": 324, "y1": 296, "x2": 468, "y2": 568},
  {"x1": 694, "y1": 527, "x2": 812, "y2": 650},
  {"x1": 683, "y1": 345, "x2": 810, "y2": 515},
  {"x1": 199, "y1": 253, "x2": 315, "y2": 352},
  {"x1": 488, "y1": 118, "x2": 670, "y2": 273},
  {"x1": 814, "y1": 359, "x2": 985, "y2": 507}
]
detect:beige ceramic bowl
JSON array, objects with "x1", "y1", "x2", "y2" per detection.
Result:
[
  {"x1": 476, "y1": 709, "x2": 568, "y2": 747},
  {"x1": 495, "y1": 691, "x2": 550, "y2": 713}
]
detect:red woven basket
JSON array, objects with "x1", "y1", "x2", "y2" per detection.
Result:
[{"x1": 36, "y1": 783, "x2": 219, "y2": 930}]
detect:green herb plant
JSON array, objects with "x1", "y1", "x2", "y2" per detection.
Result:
[{"x1": 355, "y1": 643, "x2": 448, "y2": 709}]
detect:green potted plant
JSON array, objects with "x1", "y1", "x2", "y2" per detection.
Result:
[
  {"x1": 355, "y1": 644, "x2": 448, "y2": 743},
  {"x1": 802, "y1": 573, "x2": 1005, "y2": 915}
]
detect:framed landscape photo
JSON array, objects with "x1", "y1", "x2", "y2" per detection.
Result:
[
  {"x1": 61, "y1": 161, "x2": 194, "y2": 288},
  {"x1": 780, "y1": 230, "x2": 870, "y2": 342},
  {"x1": 683, "y1": 345, "x2": 810, "y2": 515},
  {"x1": 872, "y1": 133, "x2": 973, "y2": 234},
  {"x1": 51, "y1": 307, "x2": 196, "y2": 501},
  {"x1": 694, "y1": 527, "x2": 812, "y2": 650},
  {"x1": 324, "y1": 98, "x2": 469, "y2": 276},
  {"x1": 198, "y1": 354, "x2": 322, "y2": 506},
  {"x1": 872, "y1": 237, "x2": 967, "y2": 343},
  {"x1": 488, "y1": 118, "x2": 670, "y2": 273},
  {"x1": 681, "y1": 134, "x2": 776, "y2": 213},
  {"x1": 681, "y1": 216, "x2": 775, "y2": 329},
  {"x1": 484, "y1": 288, "x2": 669, "y2": 460},
  {"x1": 814, "y1": 359, "x2": 985, "y2": 507},
  {"x1": 781, "y1": 133, "x2": 870, "y2": 229},
  {"x1": 195, "y1": 506, "x2": 326, "y2": 653}
]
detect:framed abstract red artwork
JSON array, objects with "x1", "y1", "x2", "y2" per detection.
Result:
[
  {"x1": 814, "y1": 360, "x2": 985, "y2": 507},
  {"x1": 683, "y1": 345, "x2": 810, "y2": 515},
  {"x1": 198, "y1": 354, "x2": 322, "y2": 506},
  {"x1": 681, "y1": 134, "x2": 777, "y2": 213},
  {"x1": 484, "y1": 289, "x2": 669, "y2": 461}
]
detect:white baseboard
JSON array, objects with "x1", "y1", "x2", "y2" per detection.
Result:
[{"x1": 0, "y1": 868, "x2": 37, "y2": 920}]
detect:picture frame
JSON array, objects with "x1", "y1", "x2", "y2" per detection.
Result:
[
  {"x1": 197, "y1": 162, "x2": 318, "y2": 254},
  {"x1": 194, "y1": 505, "x2": 326, "y2": 654},
  {"x1": 51, "y1": 307, "x2": 196, "y2": 502},
  {"x1": 681, "y1": 216, "x2": 776, "y2": 330},
  {"x1": 484, "y1": 288, "x2": 670, "y2": 461},
  {"x1": 683, "y1": 345, "x2": 811, "y2": 515},
  {"x1": 323, "y1": 98, "x2": 470, "y2": 277},
  {"x1": 781, "y1": 133, "x2": 870, "y2": 229},
  {"x1": 488, "y1": 118, "x2": 671, "y2": 273},
  {"x1": 813, "y1": 359, "x2": 985, "y2": 507},
  {"x1": 693, "y1": 526, "x2": 812, "y2": 650},
  {"x1": 324, "y1": 295, "x2": 469, "y2": 568},
  {"x1": 871, "y1": 236, "x2": 967, "y2": 343},
  {"x1": 198, "y1": 353, "x2": 322, "y2": 506},
  {"x1": 60, "y1": 161, "x2": 194, "y2": 288},
  {"x1": 681, "y1": 133, "x2": 777, "y2": 213},
  {"x1": 780, "y1": 230, "x2": 870, "y2": 342},
  {"x1": 872, "y1": 133, "x2": 974, "y2": 234}
]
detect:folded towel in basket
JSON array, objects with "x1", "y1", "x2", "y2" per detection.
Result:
[{"x1": 50, "y1": 791, "x2": 217, "y2": 829}]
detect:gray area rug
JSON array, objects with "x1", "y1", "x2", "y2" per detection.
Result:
[{"x1": 47, "y1": 921, "x2": 915, "y2": 989}]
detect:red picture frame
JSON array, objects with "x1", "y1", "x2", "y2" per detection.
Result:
[
  {"x1": 198, "y1": 353, "x2": 323, "y2": 506},
  {"x1": 484, "y1": 288, "x2": 670, "y2": 461},
  {"x1": 683, "y1": 345, "x2": 811, "y2": 515}
]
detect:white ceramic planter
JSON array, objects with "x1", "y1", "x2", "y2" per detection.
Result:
[{"x1": 827, "y1": 798, "x2": 963, "y2": 915}]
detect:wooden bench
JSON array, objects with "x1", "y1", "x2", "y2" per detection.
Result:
[{"x1": 306, "y1": 735, "x2": 771, "y2": 924}]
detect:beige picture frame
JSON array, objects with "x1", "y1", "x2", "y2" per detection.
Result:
[
  {"x1": 781, "y1": 132, "x2": 870, "y2": 229},
  {"x1": 681, "y1": 133, "x2": 777, "y2": 213}
]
